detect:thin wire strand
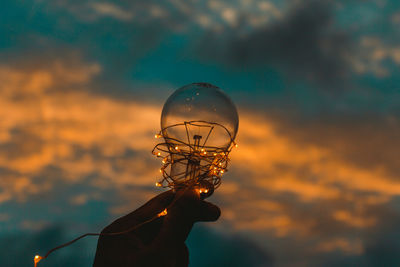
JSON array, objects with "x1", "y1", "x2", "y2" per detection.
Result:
[
  {"x1": 35, "y1": 120, "x2": 237, "y2": 266},
  {"x1": 153, "y1": 121, "x2": 235, "y2": 191},
  {"x1": 35, "y1": 186, "x2": 193, "y2": 266}
]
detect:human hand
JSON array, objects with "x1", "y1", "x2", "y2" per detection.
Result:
[{"x1": 93, "y1": 189, "x2": 220, "y2": 267}]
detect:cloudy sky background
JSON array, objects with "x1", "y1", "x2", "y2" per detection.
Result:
[{"x1": 1, "y1": 0, "x2": 400, "y2": 266}]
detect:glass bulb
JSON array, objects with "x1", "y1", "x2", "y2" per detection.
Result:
[
  {"x1": 159, "y1": 83, "x2": 239, "y2": 190},
  {"x1": 161, "y1": 82, "x2": 238, "y2": 149}
]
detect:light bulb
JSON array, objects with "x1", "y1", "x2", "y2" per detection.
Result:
[
  {"x1": 153, "y1": 82, "x2": 239, "y2": 198},
  {"x1": 161, "y1": 83, "x2": 238, "y2": 149}
]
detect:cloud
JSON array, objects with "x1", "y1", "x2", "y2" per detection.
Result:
[
  {"x1": 194, "y1": 1, "x2": 354, "y2": 88},
  {"x1": 89, "y1": 2, "x2": 134, "y2": 21},
  {"x1": 1, "y1": 1, "x2": 399, "y2": 266},
  {"x1": 0, "y1": 223, "x2": 271, "y2": 267},
  {"x1": 187, "y1": 225, "x2": 274, "y2": 267},
  {"x1": 0, "y1": 53, "x2": 399, "y2": 265},
  {"x1": 0, "y1": 55, "x2": 162, "y2": 204},
  {"x1": 222, "y1": 112, "x2": 400, "y2": 235},
  {"x1": 351, "y1": 36, "x2": 400, "y2": 77},
  {"x1": 12, "y1": 0, "x2": 400, "y2": 96},
  {"x1": 0, "y1": 225, "x2": 96, "y2": 267},
  {"x1": 0, "y1": 214, "x2": 10, "y2": 222},
  {"x1": 392, "y1": 12, "x2": 400, "y2": 25},
  {"x1": 316, "y1": 238, "x2": 363, "y2": 254},
  {"x1": 190, "y1": 0, "x2": 400, "y2": 91}
]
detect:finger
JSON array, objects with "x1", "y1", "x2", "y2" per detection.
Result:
[
  {"x1": 153, "y1": 189, "x2": 220, "y2": 247},
  {"x1": 195, "y1": 200, "x2": 221, "y2": 222},
  {"x1": 103, "y1": 190, "x2": 175, "y2": 233},
  {"x1": 170, "y1": 189, "x2": 221, "y2": 222},
  {"x1": 132, "y1": 190, "x2": 175, "y2": 221},
  {"x1": 95, "y1": 191, "x2": 175, "y2": 266},
  {"x1": 175, "y1": 243, "x2": 189, "y2": 267}
]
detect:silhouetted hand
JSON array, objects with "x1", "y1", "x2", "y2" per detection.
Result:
[{"x1": 93, "y1": 189, "x2": 220, "y2": 267}]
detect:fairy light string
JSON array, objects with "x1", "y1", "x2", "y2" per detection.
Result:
[
  {"x1": 33, "y1": 207, "x2": 170, "y2": 267},
  {"x1": 34, "y1": 120, "x2": 237, "y2": 266},
  {"x1": 153, "y1": 120, "x2": 237, "y2": 193},
  {"x1": 33, "y1": 190, "x2": 185, "y2": 266}
]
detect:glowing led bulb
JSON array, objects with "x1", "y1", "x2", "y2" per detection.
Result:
[
  {"x1": 157, "y1": 208, "x2": 168, "y2": 217},
  {"x1": 153, "y1": 82, "x2": 239, "y2": 198},
  {"x1": 34, "y1": 255, "x2": 42, "y2": 267}
]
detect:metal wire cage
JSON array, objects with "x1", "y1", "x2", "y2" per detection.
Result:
[{"x1": 152, "y1": 120, "x2": 237, "y2": 198}]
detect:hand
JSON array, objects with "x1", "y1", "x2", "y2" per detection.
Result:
[{"x1": 93, "y1": 189, "x2": 221, "y2": 267}]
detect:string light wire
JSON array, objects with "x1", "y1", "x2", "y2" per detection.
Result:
[
  {"x1": 34, "y1": 120, "x2": 237, "y2": 266},
  {"x1": 33, "y1": 187, "x2": 190, "y2": 267},
  {"x1": 152, "y1": 120, "x2": 237, "y2": 192}
]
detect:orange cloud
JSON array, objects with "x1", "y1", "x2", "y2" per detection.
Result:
[
  {"x1": 1, "y1": 56, "x2": 399, "y2": 254},
  {"x1": 333, "y1": 210, "x2": 376, "y2": 228},
  {"x1": 316, "y1": 238, "x2": 363, "y2": 254}
]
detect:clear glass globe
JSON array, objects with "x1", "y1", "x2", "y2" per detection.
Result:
[{"x1": 161, "y1": 83, "x2": 239, "y2": 150}]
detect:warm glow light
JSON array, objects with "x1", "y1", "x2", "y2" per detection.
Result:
[
  {"x1": 157, "y1": 152, "x2": 161, "y2": 156},
  {"x1": 34, "y1": 255, "x2": 42, "y2": 267},
  {"x1": 157, "y1": 208, "x2": 168, "y2": 217},
  {"x1": 155, "y1": 182, "x2": 162, "y2": 187},
  {"x1": 153, "y1": 83, "x2": 238, "y2": 200}
]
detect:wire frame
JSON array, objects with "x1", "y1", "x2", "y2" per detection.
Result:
[
  {"x1": 33, "y1": 123, "x2": 238, "y2": 265},
  {"x1": 152, "y1": 120, "x2": 237, "y2": 195}
]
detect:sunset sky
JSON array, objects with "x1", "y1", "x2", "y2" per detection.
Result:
[{"x1": 1, "y1": 0, "x2": 400, "y2": 266}]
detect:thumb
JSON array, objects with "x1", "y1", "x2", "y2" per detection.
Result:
[
  {"x1": 153, "y1": 189, "x2": 221, "y2": 247},
  {"x1": 102, "y1": 190, "x2": 175, "y2": 233}
]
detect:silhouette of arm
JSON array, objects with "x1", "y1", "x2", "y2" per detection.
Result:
[{"x1": 93, "y1": 189, "x2": 220, "y2": 267}]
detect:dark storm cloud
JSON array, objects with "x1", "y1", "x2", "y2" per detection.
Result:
[
  {"x1": 0, "y1": 0, "x2": 190, "y2": 98},
  {"x1": 273, "y1": 113, "x2": 400, "y2": 179},
  {"x1": 196, "y1": 1, "x2": 354, "y2": 89}
]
